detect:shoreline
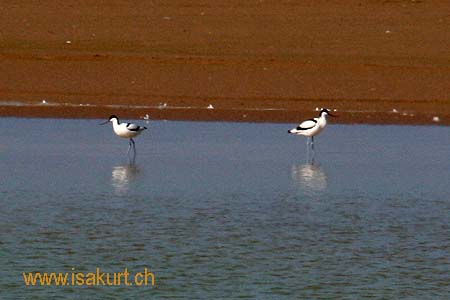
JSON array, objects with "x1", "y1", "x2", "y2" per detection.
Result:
[{"x1": 0, "y1": 99, "x2": 448, "y2": 125}]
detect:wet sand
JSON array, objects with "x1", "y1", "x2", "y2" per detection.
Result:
[{"x1": 1, "y1": 1, "x2": 449, "y2": 124}]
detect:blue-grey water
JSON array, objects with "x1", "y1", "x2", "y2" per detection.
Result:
[{"x1": 0, "y1": 118, "x2": 449, "y2": 299}]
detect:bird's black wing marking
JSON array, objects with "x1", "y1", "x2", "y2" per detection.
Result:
[
  {"x1": 126, "y1": 123, "x2": 141, "y2": 131},
  {"x1": 296, "y1": 119, "x2": 317, "y2": 130},
  {"x1": 296, "y1": 126, "x2": 314, "y2": 130}
]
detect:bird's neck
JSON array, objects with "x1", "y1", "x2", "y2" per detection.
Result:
[
  {"x1": 318, "y1": 115, "x2": 327, "y2": 125},
  {"x1": 111, "y1": 119, "x2": 120, "y2": 127}
]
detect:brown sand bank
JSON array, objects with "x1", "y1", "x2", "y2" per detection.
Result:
[{"x1": 0, "y1": 1, "x2": 449, "y2": 125}]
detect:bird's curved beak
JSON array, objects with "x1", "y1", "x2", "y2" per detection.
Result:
[
  {"x1": 328, "y1": 112, "x2": 337, "y2": 117},
  {"x1": 99, "y1": 120, "x2": 109, "y2": 125}
]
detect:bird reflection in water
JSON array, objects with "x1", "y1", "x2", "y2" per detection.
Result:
[
  {"x1": 291, "y1": 163, "x2": 327, "y2": 192},
  {"x1": 111, "y1": 164, "x2": 140, "y2": 194}
]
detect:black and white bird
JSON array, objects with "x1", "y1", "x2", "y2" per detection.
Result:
[
  {"x1": 101, "y1": 115, "x2": 147, "y2": 155},
  {"x1": 288, "y1": 108, "x2": 335, "y2": 149}
]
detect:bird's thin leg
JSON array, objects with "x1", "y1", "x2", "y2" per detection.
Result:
[
  {"x1": 131, "y1": 138, "x2": 136, "y2": 156},
  {"x1": 127, "y1": 139, "x2": 132, "y2": 156},
  {"x1": 310, "y1": 142, "x2": 316, "y2": 164},
  {"x1": 311, "y1": 136, "x2": 315, "y2": 151},
  {"x1": 127, "y1": 138, "x2": 136, "y2": 164},
  {"x1": 306, "y1": 140, "x2": 310, "y2": 163}
]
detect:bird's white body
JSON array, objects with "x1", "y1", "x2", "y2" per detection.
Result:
[
  {"x1": 288, "y1": 114, "x2": 328, "y2": 137},
  {"x1": 110, "y1": 118, "x2": 146, "y2": 139}
]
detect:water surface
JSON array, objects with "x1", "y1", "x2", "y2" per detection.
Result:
[{"x1": 0, "y1": 118, "x2": 449, "y2": 299}]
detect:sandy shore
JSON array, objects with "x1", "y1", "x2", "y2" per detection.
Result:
[{"x1": 1, "y1": 1, "x2": 449, "y2": 125}]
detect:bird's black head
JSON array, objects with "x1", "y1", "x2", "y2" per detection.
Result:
[
  {"x1": 100, "y1": 115, "x2": 119, "y2": 125},
  {"x1": 320, "y1": 108, "x2": 336, "y2": 117}
]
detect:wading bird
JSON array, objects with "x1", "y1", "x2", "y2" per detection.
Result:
[
  {"x1": 101, "y1": 115, "x2": 147, "y2": 156},
  {"x1": 288, "y1": 108, "x2": 335, "y2": 150}
]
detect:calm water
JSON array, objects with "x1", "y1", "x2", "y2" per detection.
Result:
[{"x1": 0, "y1": 118, "x2": 449, "y2": 299}]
